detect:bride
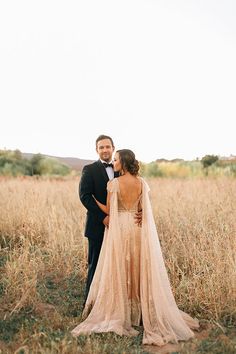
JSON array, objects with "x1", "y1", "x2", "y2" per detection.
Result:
[{"x1": 71, "y1": 149, "x2": 199, "y2": 346}]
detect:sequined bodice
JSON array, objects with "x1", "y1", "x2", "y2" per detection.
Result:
[{"x1": 117, "y1": 192, "x2": 142, "y2": 212}]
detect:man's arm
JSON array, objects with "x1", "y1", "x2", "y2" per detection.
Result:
[{"x1": 79, "y1": 165, "x2": 107, "y2": 222}]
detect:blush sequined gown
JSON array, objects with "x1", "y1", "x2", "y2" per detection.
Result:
[{"x1": 71, "y1": 178, "x2": 199, "y2": 346}]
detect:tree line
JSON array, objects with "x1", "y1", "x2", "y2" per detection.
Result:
[
  {"x1": 1, "y1": 149, "x2": 235, "y2": 178},
  {"x1": 0, "y1": 150, "x2": 70, "y2": 176}
]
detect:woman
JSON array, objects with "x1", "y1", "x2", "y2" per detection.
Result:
[{"x1": 71, "y1": 149, "x2": 199, "y2": 346}]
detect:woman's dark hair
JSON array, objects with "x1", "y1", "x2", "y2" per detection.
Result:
[
  {"x1": 117, "y1": 149, "x2": 139, "y2": 176},
  {"x1": 96, "y1": 135, "x2": 114, "y2": 148}
]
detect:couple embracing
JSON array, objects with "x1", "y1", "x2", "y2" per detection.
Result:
[{"x1": 71, "y1": 134, "x2": 199, "y2": 346}]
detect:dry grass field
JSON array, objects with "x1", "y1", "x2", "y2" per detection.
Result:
[{"x1": 0, "y1": 177, "x2": 235, "y2": 353}]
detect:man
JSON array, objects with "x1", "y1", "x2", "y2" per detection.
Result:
[
  {"x1": 79, "y1": 134, "x2": 117, "y2": 301},
  {"x1": 79, "y1": 134, "x2": 142, "y2": 301}
]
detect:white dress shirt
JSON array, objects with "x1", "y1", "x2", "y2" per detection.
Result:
[{"x1": 100, "y1": 160, "x2": 114, "y2": 180}]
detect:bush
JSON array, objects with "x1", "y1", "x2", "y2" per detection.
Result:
[
  {"x1": 143, "y1": 162, "x2": 163, "y2": 177},
  {"x1": 201, "y1": 155, "x2": 219, "y2": 169},
  {"x1": 0, "y1": 150, "x2": 71, "y2": 177}
]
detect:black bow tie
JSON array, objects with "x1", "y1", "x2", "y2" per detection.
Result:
[{"x1": 103, "y1": 162, "x2": 113, "y2": 168}]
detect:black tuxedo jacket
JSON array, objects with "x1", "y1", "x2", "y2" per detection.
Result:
[{"x1": 79, "y1": 160, "x2": 118, "y2": 242}]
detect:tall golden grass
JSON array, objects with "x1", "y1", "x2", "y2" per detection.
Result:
[{"x1": 0, "y1": 177, "x2": 235, "y2": 323}]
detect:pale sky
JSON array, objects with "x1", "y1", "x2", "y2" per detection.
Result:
[{"x1": 0, "y1": 0, "x2": 235, "y2": 162}]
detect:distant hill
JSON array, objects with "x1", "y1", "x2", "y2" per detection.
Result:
[
  {"x1": 20, "y1": 151, "x2": 236, "y2": 172},
  {"x1": 22, "y1": 153, "x2": 94, "y2": 172},
  {"x1": 156, "y1": 158, "x2": 185, "y2": 163}
]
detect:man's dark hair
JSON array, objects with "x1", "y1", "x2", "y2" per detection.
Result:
[{"x1": 96, "y1": 135, "x2": 114, "y2": 148}]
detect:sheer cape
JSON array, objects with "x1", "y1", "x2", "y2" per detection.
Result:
[{"x1": 71, "y1": 178, "x2": 199, "y2": 346}]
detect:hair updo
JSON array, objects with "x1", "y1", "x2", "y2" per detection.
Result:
[{"x1": 116, "y1": 149, "x2": 139, "y2": 176}]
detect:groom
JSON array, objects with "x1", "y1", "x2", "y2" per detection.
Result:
[
  {"x1": 79, "y1": 134, "x2": 142, "y2": 302},
  {"x1": 79, "y1": 134, "x2": 118, "y2": 301}
]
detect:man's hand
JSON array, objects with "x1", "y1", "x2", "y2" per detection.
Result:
[
  {"x1": 134, "y1": 210, "x2": 142, "y2": 227},
  {"x1": 103, "y1": 215, "x2": 110, "y2": 227}
]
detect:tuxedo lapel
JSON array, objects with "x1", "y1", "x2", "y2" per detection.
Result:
[
  {"x1": 97, "y1": 160, "x2": 110, "y2": 182},
  {"x1": 97, "y1": 160, "x2": 119, "y2": 180}
]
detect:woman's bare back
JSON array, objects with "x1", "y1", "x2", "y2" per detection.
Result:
[{"x1": 117, "y1": 175, "x2": 142, "y2": 211}]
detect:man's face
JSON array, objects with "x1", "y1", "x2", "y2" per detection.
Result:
[{"x1": 96, "y1": 138, "x2": 114, "y2": 162}]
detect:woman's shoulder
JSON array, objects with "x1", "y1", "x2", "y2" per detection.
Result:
[
  {"x1": 136, "y1": 176, "x2": 145, "y2": 187},
  {"x1": 138, "y1": 176, "x2": 150, "y2": 192},
  {"x1": 107, "y1": 178, "x2": 118, "y2": 192}
]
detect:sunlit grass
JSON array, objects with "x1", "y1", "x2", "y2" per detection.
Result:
[{"x1": 0, "y1": 177, "x2": 235, "y2": 353}]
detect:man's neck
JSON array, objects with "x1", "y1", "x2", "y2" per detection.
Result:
[{"x1": 100, "y1": 159, "x2": 112, "y2": 164}]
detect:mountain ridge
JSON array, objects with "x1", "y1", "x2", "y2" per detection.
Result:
[{"x1": 22, "y1": 152, "x2": 95, "y2": 172}]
